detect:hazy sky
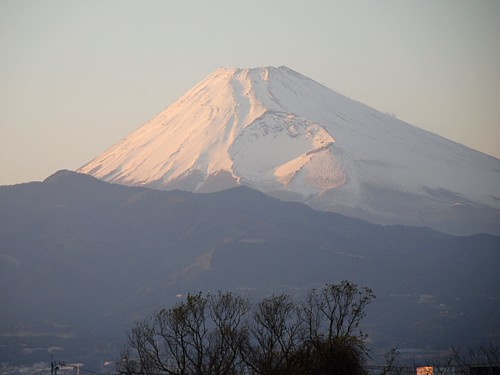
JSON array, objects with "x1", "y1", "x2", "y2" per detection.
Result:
[{"x1": 1, "y1": 0, "x2": 499, "y2": 185}]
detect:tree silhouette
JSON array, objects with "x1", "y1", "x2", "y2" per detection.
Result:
[{"x1": 121, "y1": 281, "x2": 375, "y2": 375}]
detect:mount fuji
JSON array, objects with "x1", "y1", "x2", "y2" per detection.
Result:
[{"x1": 79, "y1": 66, "x2": 500, "y2": 235}]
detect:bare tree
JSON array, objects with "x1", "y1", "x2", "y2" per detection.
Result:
[
  {"x1": 121, "y1": 282, "x2": 376, "y2": 375},
  {"x1": 122, "y1": 292, "x2": 249, "y2": 375},
  {"x1": 247, "y1": 294, "x2": 302, "y2": 374},
  {"x1": 206, "y1": 292, "x2": 250, "y2": 375},
  {"x1": 299, "y1": 281, "x2": 375, "y2": 343},
  {"x1": 123, "y1": 293, "x2": 208, "y2": 374},
  {"x1": 291, "y1": 281, "x2": 375, "y2": 375},
  {"x1": 451, "y1": 344, "x2": 500, "y2": 374},
  {"x1": 379, "y1": 348, "x2": 414, "y2": 375}
]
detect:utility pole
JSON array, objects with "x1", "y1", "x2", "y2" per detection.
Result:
[{"x1": 51, "y1": 355, "x2": 65, "y2": 375}]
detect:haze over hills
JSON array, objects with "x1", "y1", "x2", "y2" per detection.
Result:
[
  {"x1": 2, "y1": 67, "x2": 500, "y2": 371},
  {"x1": 1, "y1": 171, "x2": 500, "y2": 368},
  {"x1": 79, "y1": 66, "x2": 500, "y2": 235}
]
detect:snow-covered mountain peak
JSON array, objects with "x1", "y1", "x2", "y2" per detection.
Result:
[
  {"x1": 79, "y1": 66, "x2": 332, "y2": 189},
  {"x1": 79, "y1": 66, "x2": 500, "y2": 235}
]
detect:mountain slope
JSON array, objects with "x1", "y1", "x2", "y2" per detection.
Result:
[
  {"x1": 1, "y1": 171, "x2": 500, "y2": 365},
  {"x1": 78, "y1": 66, "x2": 500, "y2": 235}
]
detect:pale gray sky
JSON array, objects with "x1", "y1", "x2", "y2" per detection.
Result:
[{"x1": 1, "y1": 0, "x2": 499, "y2": 185}]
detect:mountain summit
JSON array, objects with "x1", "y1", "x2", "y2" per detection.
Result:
[{"x1": 79, "y1": 66, "x2": 500, "y2": 234}]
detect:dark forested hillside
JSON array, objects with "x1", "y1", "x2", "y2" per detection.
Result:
[{"x1": 1, "y1": 170, "x2": 499, "y2": 367}]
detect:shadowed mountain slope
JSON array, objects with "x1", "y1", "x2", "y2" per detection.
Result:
[{"x1": 1, "y1": 171, "x2": 499, "y2": 365}]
